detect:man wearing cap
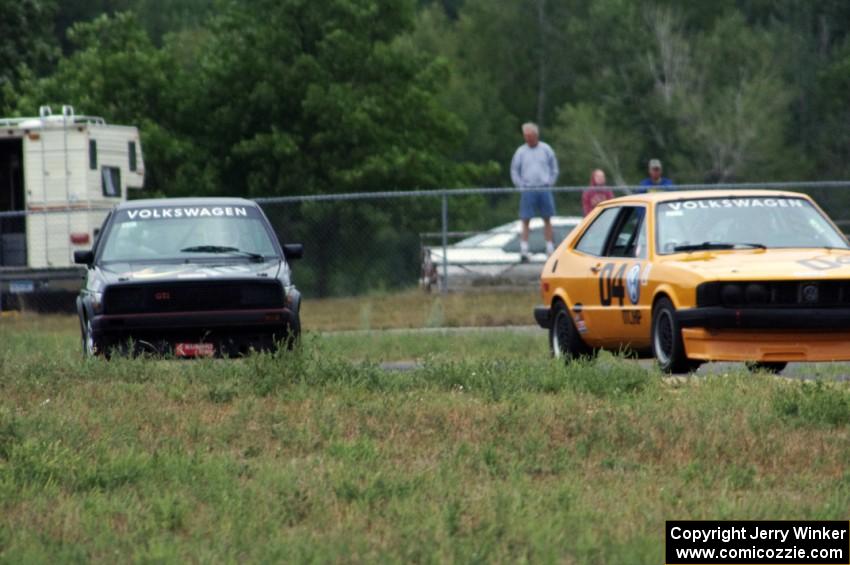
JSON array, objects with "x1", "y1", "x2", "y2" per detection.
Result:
[
  {"x1": 637, "y1": 158, "x2": 674, "y2": 193},
  {"x1": 510, "y1": 122, "x2": 559, "y2": 262}
]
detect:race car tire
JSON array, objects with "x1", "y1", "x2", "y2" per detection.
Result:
[
  {"x1": 549, "y1": 301, "x2": 589, "y2": 362},
  {"x1": 746, "y1": 361, "x2": 787, "y2": 374},
  {"x1": 652, "y1": 297, "x2": 701, "y2": 374}
]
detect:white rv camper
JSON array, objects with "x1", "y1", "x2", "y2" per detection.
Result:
[{"x1": 0, "y1": 105, "x2": 144, "y2": 310}]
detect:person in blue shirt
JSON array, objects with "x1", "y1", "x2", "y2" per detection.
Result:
[
  {"x1": 637, "y1": 158, "x2": 674, "y2": 193},
  {"x1": 510, "y1": 122, "x2": 559, "y2": 261}
]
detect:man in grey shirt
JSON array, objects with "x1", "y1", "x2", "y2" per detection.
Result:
[{"x1": 510, "y1": 122, "x2": 559, "y2": 262}]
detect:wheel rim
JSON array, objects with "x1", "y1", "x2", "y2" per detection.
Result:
[
  {"x1": 654, "y1": 310, "x2": 675, "y2": 365},
  {"x1": 552, "y1": 310, "x2": 570, "y2": 359}
]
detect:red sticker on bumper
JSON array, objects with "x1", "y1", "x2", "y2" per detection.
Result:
[{"x1": 174, "y1": 343, "x2": 215, "y2": 358}]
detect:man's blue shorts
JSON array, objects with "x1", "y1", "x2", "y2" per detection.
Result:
[{"x1": 519, "y1": 190, "x2": 556, "y2": 220}]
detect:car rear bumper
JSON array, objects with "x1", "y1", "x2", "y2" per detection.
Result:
[
  {"x1": 682, "y1": 328, "x2": 850, "y2": 362},
  {"x1": 533, "y1": 306, "x2": 550, "y2": 328},
  {"x1": 676, "y1": 307, "x2": 850, "y2": 330}
]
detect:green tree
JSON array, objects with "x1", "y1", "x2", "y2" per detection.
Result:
[
  {"x1": 405, "y1": 4, "x2": 511, "y2": 173},
  {"x1": 655, "y1": 11, "x2": 795, "y2": 182},
  {"x1": 550, "y1": 103, "x2": 641, "y2": 187},
  {"x1": 15, "y1": 12, "x2": 194, "y2": 196},
  {"x1": 187, "y1": 0, "x2": 488, "y2": 197},
  {"x1": 453, "y1": 0, "x2": 576, "y2": 131},
  {"x1": 813, "y1": 38, "x2": 850, "y2": 178},
  {"x1": 0, "y1": 0, "x2": 59, "y2": 112},
  {"x1": 133, "y1": 0, "x2": 217, "y2": 44},
  {"x1": 409, "y1": 0, "x2": 586, "y2": 186},
  {"x1": 180, "y1": 0, "x2": 494, "y2": 295},
  {"x1": 52, "y1": 0, "x2": 134, "y2": 52},
  {"x1": 53, "y1": 0, "x2": 216, "y2": 49},
  {"x1": 557, "y1": 0, "x2": 657, "y2": 182}
]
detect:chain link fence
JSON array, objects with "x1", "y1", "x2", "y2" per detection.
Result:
[
  {"x1": 255, "y1": 180, "x2": 850, "y2": 291},
  {"x1": 3, "y1": 182, "x2": 850, "y2": 328}
]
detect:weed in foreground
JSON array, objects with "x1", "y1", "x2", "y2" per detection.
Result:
[
  {"x1": 773, "y1": 380, "x2": 850, "y2": 427},
  {"x1": 562, "y1": 352, "x2": 658, "y2": 397}
]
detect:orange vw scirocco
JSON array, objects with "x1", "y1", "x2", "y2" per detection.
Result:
[{"x1": 534, "y1": 190, "x2": 850, "y2": 373}]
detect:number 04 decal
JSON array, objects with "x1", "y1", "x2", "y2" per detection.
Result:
[{"x1": 598, "y1": 263, "x2": 626, "y2": 306}]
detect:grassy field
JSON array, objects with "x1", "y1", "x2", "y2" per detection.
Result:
[
  {"x1": 2, "y1": 316, "x2": 850, "y2": 562},
  {"x1": 302, "y1": 288, "x2": 540, "y2": 330}
]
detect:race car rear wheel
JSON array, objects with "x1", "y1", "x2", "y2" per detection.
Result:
[
  {"x1": 652, "y1": 297, "x2": 701, "y2": 374},
  {"x1": 549, "y1": 301, "x2": 588, "y2": 362},
  {"x1": 746, "y1": 361, "x2": 787, "y2": 374}
]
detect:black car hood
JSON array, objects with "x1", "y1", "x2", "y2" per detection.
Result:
[{"x1": 98, "y1": 260, "x2": 282, "y2": 285}]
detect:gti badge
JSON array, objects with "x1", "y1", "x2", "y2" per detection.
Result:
[{"x1": 801, "y1": 283, "x2": 819, "y2": 304}]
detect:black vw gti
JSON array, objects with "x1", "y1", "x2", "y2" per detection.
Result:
[{"x1": 75, "y1": 198, "x2": 303, "y2": 357}]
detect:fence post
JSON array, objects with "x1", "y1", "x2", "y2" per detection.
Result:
[{"x1": 441, "y1": 192, "x2": 449, "y2": 293}]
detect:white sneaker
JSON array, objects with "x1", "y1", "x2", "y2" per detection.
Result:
[{"x1": 546, "y1": 241, "x2": 555, "y2": 255}]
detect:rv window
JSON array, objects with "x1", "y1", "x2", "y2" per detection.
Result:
[
  {"x1": 128, "y1": 142, "x2": 137, "y2": 172},
  {"x1": 102, "y1": 167, "x2": 121, "y2": 197},
  {"x1": 89, "y1": 140, "x2": 97, "y2": 170}
]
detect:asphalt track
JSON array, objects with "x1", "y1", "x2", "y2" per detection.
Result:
[{"x1": 321, "y1": 326, "x2": 850, "y2": 381}]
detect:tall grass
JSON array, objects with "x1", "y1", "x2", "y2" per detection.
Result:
[{"x1": 2, "y1": 321, "x2": 850, "y2": 562}]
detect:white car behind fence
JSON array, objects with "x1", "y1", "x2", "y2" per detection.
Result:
[{"x1": 421, "y1": 216, "x2": 581, "y2": 291}]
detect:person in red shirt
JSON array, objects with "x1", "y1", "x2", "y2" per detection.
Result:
[{"x1": 581, "y1": 169, "x2": 614, "y2": 216}]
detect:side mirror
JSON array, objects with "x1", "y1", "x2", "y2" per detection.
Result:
[
  {"x1": 282, "y1": 243, "x2": 303, "y2": 260},
  {"x1": 74, "y1": 250, "x2": 94, "y2": 266}
]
